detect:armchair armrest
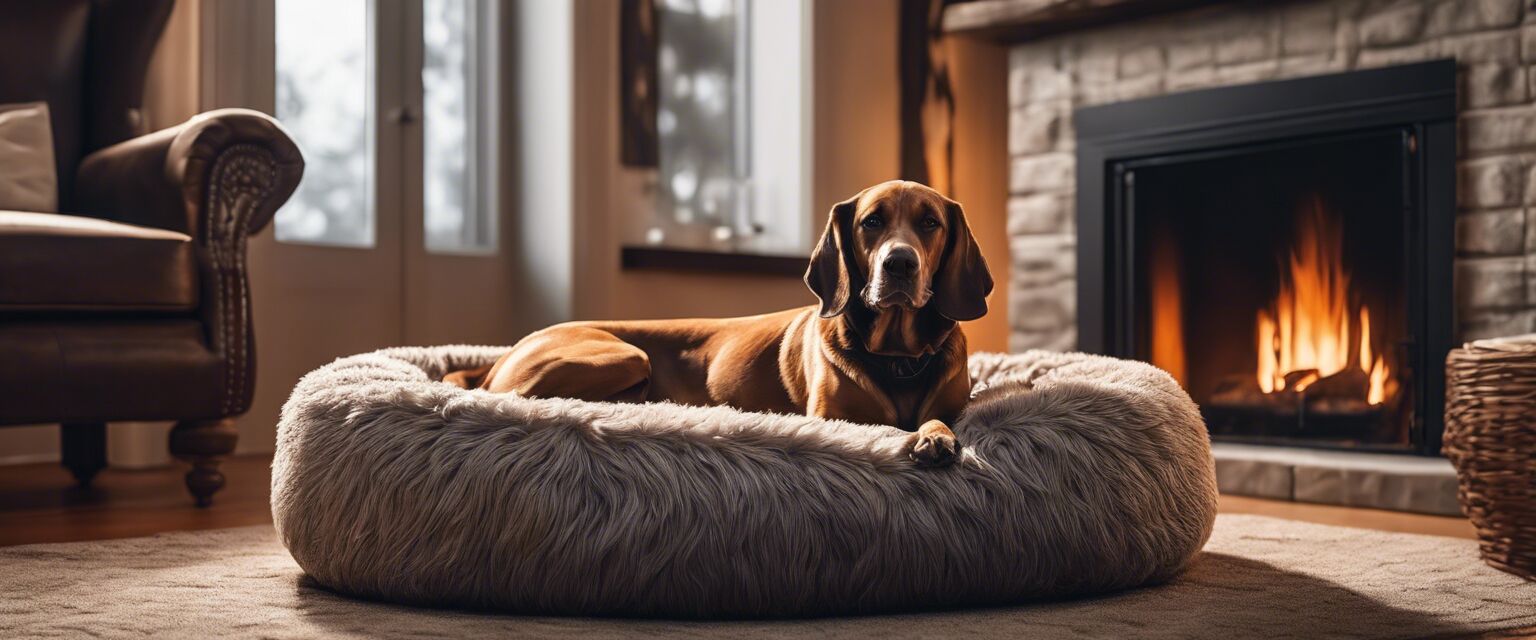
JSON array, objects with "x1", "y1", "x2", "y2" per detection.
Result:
[
  {"x1": 74, "y1": 108, "x2": 304, "y2": 238},
  {"x1": 73, "y1": 109, "x2": 305, "y2": 418}
]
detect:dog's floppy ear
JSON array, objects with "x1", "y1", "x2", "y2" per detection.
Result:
[
  {"x1": 933, "y1": 198, "x2": 994, "y2": 321},
  {"x1": 805, "y1": 195, "x2": 859, "y2": 318}
]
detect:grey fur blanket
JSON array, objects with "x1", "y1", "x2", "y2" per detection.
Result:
[{"x1": 272, "y1": 346, "x2": 1217, "y2": 618}]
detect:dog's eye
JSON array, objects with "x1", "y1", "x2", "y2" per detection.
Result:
[
  {"x1": 860, "y1": 216, "x2": 885, "y2": 230},
  {"x1": 920, "y1": 216, "x2": 941, "y2": 230}
]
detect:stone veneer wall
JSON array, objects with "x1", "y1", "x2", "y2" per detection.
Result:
[{"x1": 1007, "y1": 0, "x2": 1536, "y2": 352}]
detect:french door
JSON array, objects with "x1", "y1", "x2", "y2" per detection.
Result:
[{"x1": 204, "y1": 0, "x2": 519, "y2": 450}]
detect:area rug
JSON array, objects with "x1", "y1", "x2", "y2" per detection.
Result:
[{"x1": 2, "y1": 514, "x2": 1533, "y2": 639}]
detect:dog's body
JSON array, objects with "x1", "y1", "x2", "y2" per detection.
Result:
[{"x1": 446, "y1": 181, "x2": 992, "y2": 466}]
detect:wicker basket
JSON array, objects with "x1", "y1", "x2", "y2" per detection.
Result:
[{"x1": 1445, "y1": 335, "x2": 1536, "y2": 580}]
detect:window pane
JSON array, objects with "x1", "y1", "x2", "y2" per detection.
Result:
[
  {"x1": 423, "y1": 0, "x2": 495, "y2": 253},
  {"x1": 650, "y1": 0, "x2": 752, "y2": 252},
  {"x1": 274, "y1": 0, "x2": 374, "y2": 247}
]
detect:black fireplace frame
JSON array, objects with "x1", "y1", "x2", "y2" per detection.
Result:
[{"x1": 1075, "y1": 60, "x2": 1456, "y2": 455}]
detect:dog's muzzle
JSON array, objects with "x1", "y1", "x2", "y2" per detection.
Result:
[{"x1": 865, "y1": 245, "x2": 930, "y2": 310}]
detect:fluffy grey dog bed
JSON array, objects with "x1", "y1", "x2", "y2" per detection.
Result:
[{"x1": 272, "y1": 346, "x2": 1217, "y2": 618}]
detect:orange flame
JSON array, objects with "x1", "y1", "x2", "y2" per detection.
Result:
[{"x1": 1255, "y1": 197, "x2": 1389, "y2": 405}]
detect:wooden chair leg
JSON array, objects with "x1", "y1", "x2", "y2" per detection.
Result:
[
  {"x1": 60, "y1": 422, "x2": 107, "y2": 487},
  {"x1": 169, "y1": 418, "x2": 238, "y2": 507}
]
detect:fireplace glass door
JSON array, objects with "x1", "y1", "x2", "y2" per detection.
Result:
[{"x1": 1126, "y1": 129, "x2": 1415, "y2": 448}]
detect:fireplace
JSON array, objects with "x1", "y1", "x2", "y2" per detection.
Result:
[{"x1": 1076, "y1": 61, "x2": 1456, "y2": 455}]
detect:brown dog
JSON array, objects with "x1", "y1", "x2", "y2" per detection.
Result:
[{"x1": 444, "y1": 180, "x2": 992, "y2": 467}]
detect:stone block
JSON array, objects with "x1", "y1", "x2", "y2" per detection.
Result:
[
  {"x1": 1010, "y1": 48, "x2": 1071, "y2": 105},
  {"x1": 1279, "y1": 54, "x2": 1345, "y2": 79},
  {"x1": 1459, "y1": 156, "x2": 1525, "y2": 208},
  {"x1": 1456, "y1": 256, "x2": 1526, "y2": 308},
  {"x1": 1528, "y1": 253, "x2": 1536, "y2": 306},
  {"x1": 1524, "y1": 25, "x2": 1536, "y2": 62},
  {"x1": 1359, "y1": 2, "x2": 1428, "y2": 46},
  {"x1": 1009, "y1": 154, "x2": 1074, "y2": 195},
  {"x1": 1282, "y1": 3, "x2": 1337, "y2": 56},
  {"x1": 1527, "y1": 162, "x2": 1536, "y2": 204},
  {"x1": 1526, "y1": 208, "x2": 1536, "y2": 251},
  {"x1": 1118, "y1": 44, "x2": 1165, "y2": 78},
  {"x1": 1216, "y1": 60, "x2": 1281, "y2": 85},
  {"x1": 1456, "y1": 209, "x2": 1526, "y2": 255},
  {"x1": 1009, "y1": 280, "x2": 1076, "y2": 333},
  {"x1": 1167, "y1": 66, "x2": 1218, "y2": 92},
  {"x1": 1215, "y1": 22, "x2": 1278, "y2": 65},
  {"x1": 1009, "y1": 103, "x2": 1066, "y2": 156},
  {"x1": 1462, "y1": 105, "x2": 1536, "y2": 153},
  {"x1": 1010, "y1": 326, "x2": 1078, "y2": 353},
  {"x1": 1426, "y1": 0, "x2": 1522, "y2": 37},
  {"x1": 1074, "y1": 42, "x2": 1119, "y2": 91},
  {"x1": 1008, "y1": 65, "x2": 1028, "y2": 108},
  {"x1": 1213, "y1": 453, "x2": 1296, "y2": 501},
  {"x1": 1168, "y1": 41, "x2": 1213, "y2": 70},
  {"x1": 1531, "y1": 67, "x2": 1536, "y2": 111},
  {"x1": 1460, "y1": 307, "x2": 1536, "y2": 340},
  {"x1": 1463, "y1": 63, "x2": 1528, "y2": 108},
  {"x1": 1010, "y1": 234, "x2": 1075, "y2": 288},
  {"x1": 1292, "y1": 459, "x2": 1462, "y2": 516},
  {"x1": 1007, "y1": 193, "x2": 1073, "y2": 236},
  {"x1": 1357, "y1": 42, "x2": 1437, "y2": 67},
  {"x1": 1212, "y1": 443, "x2": 1461, "y2": 515},
  {"x1": 1442, "y1": 31, "x2": 1519, "y2": 62},
  {"x1": 1112, "y1": 74, "x2": 1166, "y2": 101}
]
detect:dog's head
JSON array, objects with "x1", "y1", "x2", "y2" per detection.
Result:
[{"x1": 805, "y1": 180, "x2": 993, "y2": 323}]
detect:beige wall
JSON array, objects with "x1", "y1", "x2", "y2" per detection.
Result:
[
  {"x1": 948, "y1": 35, "x2": 1010, "y2": 354},
  {"x1": 143, "y1": 0, "x2": 202, "y2": 131},
  {"x1": 811, "y1": 0, "x2": 903, "y2": 232}
]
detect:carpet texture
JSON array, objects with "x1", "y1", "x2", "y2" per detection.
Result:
[
  {"x1": 2, "y1": 515, "x2": 1533, "y2": 639},
  {"x1": 272, "y1": 347, "x2": 1217, "y2": 616}
]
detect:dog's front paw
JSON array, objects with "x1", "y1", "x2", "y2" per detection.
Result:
[{"x1": 908, "y1": 422, "x2": 960, "y2": 468}]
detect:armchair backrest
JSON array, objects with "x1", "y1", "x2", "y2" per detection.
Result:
[{"x1": 0, "y1": 0, "x2": 174, "y2": 211}]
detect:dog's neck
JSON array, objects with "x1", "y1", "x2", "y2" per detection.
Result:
[{"x1": 831, "y1": 303, "x2": 957, "y2": 375}]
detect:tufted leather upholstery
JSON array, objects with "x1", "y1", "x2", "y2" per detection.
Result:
[{"x1": 0, "y1": 0, "x2": 305, "y2": 505}]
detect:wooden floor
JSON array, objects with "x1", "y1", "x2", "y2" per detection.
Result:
[
  {"x1": 0, "y1": 453, "x2": 1476, "y2": 547},
  {"x1": 0, "y1": 454, "x2": 274, "y2": 547}
]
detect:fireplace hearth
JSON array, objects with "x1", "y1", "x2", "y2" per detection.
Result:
[{"x1": 1076, "y1": 61, "x2": 1455, "y2": 454}]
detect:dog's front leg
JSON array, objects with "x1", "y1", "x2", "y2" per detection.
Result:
[{"x1": 908, "y1": 420, "x2": 960, "y2": 468}]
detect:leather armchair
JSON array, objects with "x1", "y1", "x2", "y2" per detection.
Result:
[{"x1": 0, "y1": 0, "x2": 303, "y2": 505}]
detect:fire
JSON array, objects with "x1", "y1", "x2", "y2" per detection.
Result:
[
  {"x1": 1255, "y1": 197, "x2": 1389, "y2": 406},
  {"x1": 1150, "y1": 225, "x2": 1187, "y2": 387}
]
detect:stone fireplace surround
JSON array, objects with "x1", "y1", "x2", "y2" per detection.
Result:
[
  {"x1": 982, "y1": 0, "x2": 1536, "y2": 514},
  {"x1": 1002, "y1": 0, "x2": 1536, "y2": 353}
]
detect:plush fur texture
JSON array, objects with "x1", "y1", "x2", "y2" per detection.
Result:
[{"x1": 271, "y1": 347, "x2": 1218, "y2": 618}]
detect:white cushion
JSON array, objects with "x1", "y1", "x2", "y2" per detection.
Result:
[{"x1": 0, "y1": 102, "x2": 58, "y2": 213}]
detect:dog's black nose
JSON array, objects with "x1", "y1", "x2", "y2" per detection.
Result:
[{"x1": 882, "y1": 251, "x2": 918, "y2": 279}]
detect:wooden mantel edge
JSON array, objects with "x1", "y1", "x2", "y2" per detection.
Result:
[{"x1": 942, "y1": 0, "x2": 1233, "y2": 43}]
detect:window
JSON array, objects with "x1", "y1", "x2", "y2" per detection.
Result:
[
  {"x1": 422, "y1": 0, "x2": 498, "y2": 253},
  {"x1": 273, "y1": 0, "x2": 497, "y2": 253},
  {"x1": 639, "y1": 0, "x2": 810, "y2": 256},
  {"x1": 274, "y1": 0, "x2": 373, "y2": 247}
]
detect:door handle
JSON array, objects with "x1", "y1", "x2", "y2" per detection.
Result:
[{"x1": 388, "y1": 106, "x2": 419, "y2": 125}]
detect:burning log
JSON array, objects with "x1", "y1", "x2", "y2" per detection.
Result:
[
  {"x1": 1303, "y1": 367, "x2": 1375, "y2": 416},
  {"x1": 1209, "y1": 374, "x2": 1298, "y2": 414},
  {"x1": 1283, "y1": 369, "x2": 1320, "y2": 391}
]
